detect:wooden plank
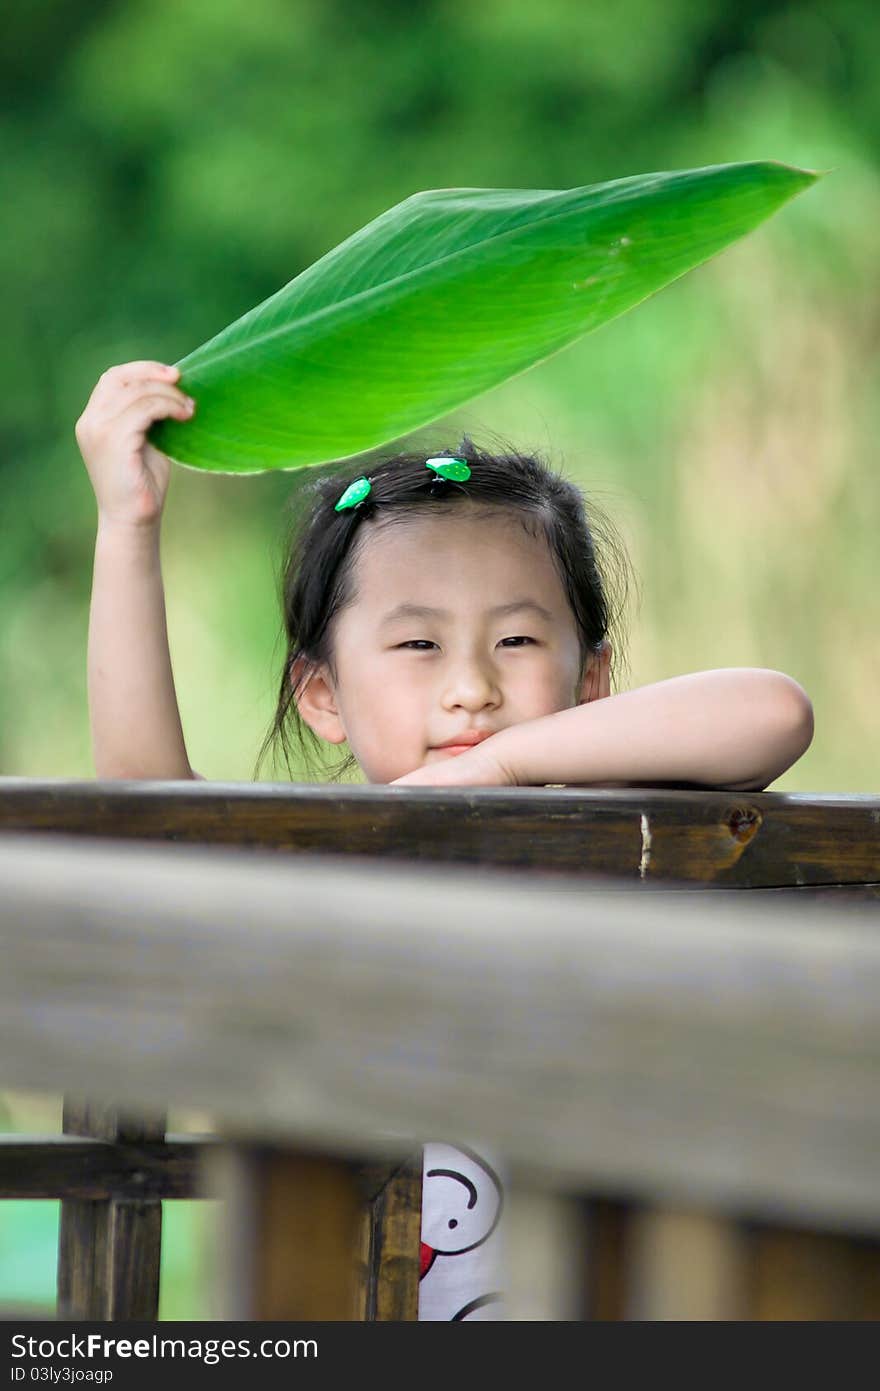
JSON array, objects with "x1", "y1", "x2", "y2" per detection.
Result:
[
  {"x1": 626, "y1": 1209, "x2": 748, "y2": 1319},
  {"x1": 506, "y1": 1190, "x2": 587, "y2": 1320},
  {"x1": 358, "y1": 1155, "x2": 422, "y2": 1321},
  {"x1": 197, "y1": 1142, "x2": 254, "y2": 1321},
  {"x1": 256, "y1": 1149, "x2": 361, "y2": 1320},
  {"x1": 104, "y1": 1199, "x2": 163, "y2": 1320},
  {"x1": 3, "y1": 832, "x2": 880, "y2": 1232},
  {"x1": 582, "y1": 1199, "x2": 631, "y2": 1320},
  {"x1": 57, "y1": 1197, "x2": 110, "y2": 1321},
  {"x1": 57, "y1": 1100, "x2": 166, "y2": 1320},
  {"x1": 747, "y1": 1229, "x2": 880, "y2": 1319},
  {"x1": 0, "y1": 1135, "x2": 208, "y2": 1199},
  {"x1": 349, "y1": 1153, "x2": 419, "y2": 1318},
  {"x1": 204, "y1": 1143, "x2": 361, "y2": 1320},
  {"x1": 60, "y1": 1100, "x2": 167, "y2": 1145},
  {"x1": 736, "y1": 884, "x2": 880, "y2": 902},
  {"x1": 1, "y1": 779, "x2": 878, "y2": 888}
]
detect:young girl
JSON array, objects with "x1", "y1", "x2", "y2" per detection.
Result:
[{"x1": 77, "y1": 360, "x2": 814, "y2": 1319}]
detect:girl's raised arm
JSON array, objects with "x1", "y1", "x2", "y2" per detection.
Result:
[
  {"x1": 76, "y1": 361, "x2": 201, "y2": 781},
  {"x1": 490, "y1": 668, "x2": 814, "y2": 791}
]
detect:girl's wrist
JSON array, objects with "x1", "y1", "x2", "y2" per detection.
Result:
[
  {"x1": 97, "y1": 513, "x2": 163, "y2": 547},
  {"x1": 95, "y1": 517, "x2": 164, "y2": 575}
]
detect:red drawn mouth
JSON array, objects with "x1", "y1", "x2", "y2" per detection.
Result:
[{"x1": 419, "y1": 1242, "x2": 437, "y2": 1279}]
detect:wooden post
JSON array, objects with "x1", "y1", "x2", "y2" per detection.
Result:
[
  {"x1": 748, "y1": 1228, "x2": 880, "y2": 1319},
  {"x1": 581, "y1": 1198, "x2": 632, "y2": 1320},
  {"x1": 203, "y1": 1143, "x2": 422, "y2": 1321},
  {"x1": 506, "y1": 1189, "x2": 589, "y2": 1320},
  {"x1": 204, "y1": 1143, "x2": 362, "y2": 1320},
  {"x1": 625, "y1": 1208, "x2": 748, "y2": 1320},
  {"x1": 354, "y1": 1155, "x2": 423, "y2": 1321},
  {"x1": 57, "y1": 1100, "x2": 166, "y2": 1320}
]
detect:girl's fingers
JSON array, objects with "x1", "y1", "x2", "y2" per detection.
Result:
[
  {"x1": 102, "y1": 379, "x2": 192, "y2": 424},
  {"x1": 115, "y1": 393, "x2": 195, "y2": 434},
  {"x1": 93, "y1": 362, "x2": 181, "y2": 404},
  {"x1": 102, "y1": 361, "x2": 180, "y2": 385}
]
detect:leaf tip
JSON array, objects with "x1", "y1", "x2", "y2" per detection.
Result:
[{"x1": 770, "y1": 159, "x2": 826, "y2": 185}]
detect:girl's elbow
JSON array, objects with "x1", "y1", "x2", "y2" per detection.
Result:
[
  {"x1": 779, "y1": 675, "x2": 814, "y2": 756},
  {"x1": 718, "y1": 673, "x2": 813, "y2": 791},
  {"x1": 767, "y1": 674, "x2": 814, "y2": 772}
]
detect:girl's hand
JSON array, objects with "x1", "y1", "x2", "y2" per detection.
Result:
[
  {"x1": 390, "y1": 741, "x2": 514, "y2": 787},
  {"x1": 75, "y1": 361, "x2": 196, "y2": 529}
]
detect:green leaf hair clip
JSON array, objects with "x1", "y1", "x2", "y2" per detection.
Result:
[
  {"x1": 425, "y1": 456, "x2": 472, "y2": 482},
  {"x1": 334, "y1": 476, "x2": 372, "y2": 511}
]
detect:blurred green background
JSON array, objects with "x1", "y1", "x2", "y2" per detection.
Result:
[{"x1": 2, "y1": 0, "x2": 878, "y2": 1314}]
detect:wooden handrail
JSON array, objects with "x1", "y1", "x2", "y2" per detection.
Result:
[
  {"x1": 1, "y1": 828, "x2": 879, "y2": 1234},
  {"x1": 0, "y1": 1135, "x2": 209, "y2": 1200},
  {"x1": 0, "y1": 777, "x2": 878, "y2": 888},
  {"x1": 2, "y1": 784, "x2": 878, "y2": 1320}
]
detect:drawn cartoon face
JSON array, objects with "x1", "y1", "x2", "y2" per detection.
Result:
[{"x1": 420, "y1": 1142, "x2": 503, "y2": 1258}]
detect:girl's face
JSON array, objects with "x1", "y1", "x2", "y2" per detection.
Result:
[{"x1": 295, "y1": 503, "x2": 609, "y2": 784}]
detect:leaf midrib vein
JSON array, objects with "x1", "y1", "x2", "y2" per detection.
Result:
[{"x1": 183, "y1": 168, "x2": 761, "y2": 375}]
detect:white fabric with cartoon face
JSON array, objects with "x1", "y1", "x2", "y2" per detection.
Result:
[{"x1": 418, "y1": 1142, "x2": 505, "y2": 1321}]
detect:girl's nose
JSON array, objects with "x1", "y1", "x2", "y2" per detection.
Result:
[{"x1": 441, "y1": 659, "x2": 501, "y2": 711}]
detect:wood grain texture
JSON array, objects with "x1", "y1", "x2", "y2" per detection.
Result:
[
  {"x1": 3, "y1": 831, "x2": 880, "y2": 1233},
  {"x1": 358, "y1": 1156, "x2": 422, "y2": 1321},
  {"x1": 57, "y1": 1198, "x2": 110, "y2": 1321},
  {"x1": 0, "y1": 1135, "x2": 207, "y2": 1199},
  {"x1": 56, "y1": 1101, "x2": 166, "y2": 1320},
  {"x1": 1, "y1": 779, "x2": 878, "y2": 888},
  {"x1": 103, "y1": 1199, "x2": 163, "y2": 1320},
  {"x1": 60, "y1": 1100, "x2": 167, "y2": 1145}
]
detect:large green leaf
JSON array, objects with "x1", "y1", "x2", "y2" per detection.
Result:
[{"x1": 150, "y1": 162, "x2": 818, "y2": 474}]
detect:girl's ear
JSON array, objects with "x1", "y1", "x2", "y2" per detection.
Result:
[
  {"x1": 579, "y1": 640, "x2": 612, "y2": 703},
  {"x1": 289, "y1": 656, "x2": 348, "y2": 746}
]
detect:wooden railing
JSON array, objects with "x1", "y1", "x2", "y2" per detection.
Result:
[
  {"x1": 1, "y1": 778, "x2": 879, "y2": 891},
  {"x1": 0, "y1": 778, "x2": 878, "y2": 1320}
]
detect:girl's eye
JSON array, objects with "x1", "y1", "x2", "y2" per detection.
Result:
[{"x1": 396, "y1": 637, "x2": 535, "y2": 651}]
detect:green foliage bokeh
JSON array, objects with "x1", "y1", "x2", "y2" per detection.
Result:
[{"x1": 4, "y1": 0, "x2": 878, "y2": 788}]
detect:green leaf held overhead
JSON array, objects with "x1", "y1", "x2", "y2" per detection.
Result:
[{"x1": 149, "y1": 161, "x2": 819, "y2": 475}]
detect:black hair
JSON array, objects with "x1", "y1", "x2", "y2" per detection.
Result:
[{"x1": 253, "y1": 433, "x2": 635, "y2": 783}]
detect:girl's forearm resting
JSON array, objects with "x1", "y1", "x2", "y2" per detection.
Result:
[
  {"x1": 492, "y1": 669, "x2": 814, "y2": 790},
  {"x1": 88, "y1": 521, "x2": 196, "y2": 780}
]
